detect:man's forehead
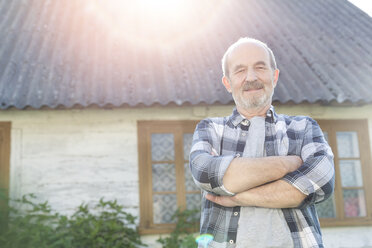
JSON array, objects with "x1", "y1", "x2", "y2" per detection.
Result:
[{"x1": 228, "y1": 42, "x2": 270, "y2": 63}]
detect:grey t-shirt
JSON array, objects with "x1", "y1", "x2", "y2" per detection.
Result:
[{"x1": 235, "y1": 116, "x2": 294, "y2": 248}]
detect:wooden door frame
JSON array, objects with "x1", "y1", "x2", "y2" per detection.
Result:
[{"x1": 0, "y1": 122, "x2": 11, "y2": 231}]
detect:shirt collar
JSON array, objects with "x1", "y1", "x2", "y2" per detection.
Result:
[{"x1": 229, "y1": 105, "x2": 276, "y2": 127}]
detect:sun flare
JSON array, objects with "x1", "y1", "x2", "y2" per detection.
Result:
[{"x1": 83, "y1": 0, "x2": 227, "y2": 49}]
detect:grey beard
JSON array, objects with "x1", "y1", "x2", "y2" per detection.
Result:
[{"x1": 234, "y1": 90, "x2": 273, "y2": 110}]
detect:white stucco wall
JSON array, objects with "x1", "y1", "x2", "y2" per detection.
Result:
[{"x1": 1, "y1": 103, "x2": 372, "y2": 247}]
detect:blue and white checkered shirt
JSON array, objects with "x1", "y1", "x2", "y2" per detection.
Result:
[{"x1": 190, "y1": 106, "x2": 335, "y2": 248}]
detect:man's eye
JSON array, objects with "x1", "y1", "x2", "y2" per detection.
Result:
[
  {"x1": 235, "y1": 69, "x2": 245, "y2": 73},
  {"x1": 256, "y1": 66, "x2": 266, "y2": 70}
]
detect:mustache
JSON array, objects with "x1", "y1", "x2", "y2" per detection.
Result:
[{"x1": 242, "y1": 81, "x2": 264, "y2": 91}]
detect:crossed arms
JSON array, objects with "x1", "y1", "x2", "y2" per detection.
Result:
[
  {"x1": 206, "y1": 156, "x2": 306, "y2": 208},
  {"x1": 189, "y1": 118, "x2": 335, "y2": 209}
]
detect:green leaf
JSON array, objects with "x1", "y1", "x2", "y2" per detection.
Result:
[{"x1": 0, "y1": 194, "x2": 147, "y2": 248}]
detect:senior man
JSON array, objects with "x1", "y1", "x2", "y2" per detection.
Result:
[{"x1": 189, "y1": 38, "x2": 334, "y2": 248}]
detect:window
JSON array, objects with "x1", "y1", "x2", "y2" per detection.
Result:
[
  {"x1": 137, "y1": 120, "x2": 200, "y2": 234},
  {"x1": 317, "y1": 120, "x2": 372, "y2": 226},
  {"x1": 0, "y1": 122, "x2": 11, "y2": 231}
]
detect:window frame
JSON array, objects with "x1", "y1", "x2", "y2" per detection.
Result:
[
  {"x1": 137, "y1": 120, "x2": 199, "y2": 234},
  {"x1": 317, "y1": 119, "x2": 372, "y2": 227}
]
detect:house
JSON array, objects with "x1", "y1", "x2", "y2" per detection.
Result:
[{"x1": 1, "y1": 0, "x2": 372, "y2": 247}]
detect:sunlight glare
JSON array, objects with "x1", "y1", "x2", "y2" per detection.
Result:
[
  {"x1": 102, "y1": 0, "x2": 189, "y2": 20},
  {"x1": 137, "y1": 0, "x2": 187, "y2": 14},
  {"x1": 83, "y1": 0, "x2": 227, "y2": 49}
]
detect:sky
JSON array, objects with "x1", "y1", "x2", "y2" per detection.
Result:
[{"x1": 348, "y1": 0, "x2": 372, "y2": 17}]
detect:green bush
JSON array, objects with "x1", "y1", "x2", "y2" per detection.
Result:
[
  {"x1": 157, "y1": 209, "x2": 199, "y2": 248},
  {"x1": 0, "y1": 189, "x2": 9, "y2": 233},
  {"x1": 0, "y1": 194, "x2": 146, "y2": 248}
]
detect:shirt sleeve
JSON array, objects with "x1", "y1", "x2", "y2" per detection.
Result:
[
  {"x1": 282, "y1": 118, "x2": 335, "y2": 209},
  {"x1": 189, "y1": 119, "x2": 236, "y2": 196}
]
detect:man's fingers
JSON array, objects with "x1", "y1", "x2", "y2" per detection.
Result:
[
  {"x1": 205, "y1": 193, "x2": 216, "y2": 202},
  {"x1": 206, "y1": 193, "x2": 222, "y2": 205},
  {"x1": 205, "y1": 193, "x2": 237, "y2": 207},
  {"x1": 210, "y1": 148, "x2": 218, "y2": 156}
]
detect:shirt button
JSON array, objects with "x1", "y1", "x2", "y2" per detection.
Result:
[
  {"x1": 242, "y1": 132, "x2": 246, "y2": 137},
  {"x1": 241, "y1": 120, "x2": 249, "y2": 126},
  {"x1": 229, "y1": 240, "x2": 234, "y2": 244},
  {"x1": 234, "y1": 212, "x2": 239, "y2": 216}
]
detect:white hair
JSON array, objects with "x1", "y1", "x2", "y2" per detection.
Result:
[{"x1": 221, "y1": 37, "x2": 277, "y2": 78}]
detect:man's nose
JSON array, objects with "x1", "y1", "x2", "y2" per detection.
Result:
[{"x1": 245, "y1": 70, "x2": 257, "y2": 81}]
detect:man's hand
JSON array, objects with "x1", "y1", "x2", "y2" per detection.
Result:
[{"x1": 205, "y1": 193, "x2": 240, "y2": 207}]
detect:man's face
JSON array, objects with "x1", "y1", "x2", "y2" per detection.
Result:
[{"x1": 222, "y1": 42, "x2": 279, "y2": 110}]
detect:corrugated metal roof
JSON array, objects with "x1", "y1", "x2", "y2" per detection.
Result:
[{"x1": 0, "y1": 0, "x2": 372, "y2": 109}]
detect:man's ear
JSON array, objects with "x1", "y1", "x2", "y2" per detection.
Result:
[
  {"x1": 222, "y1": 76, "x2": 232, "y2": 93},
  {"x1": 273, "y1": 69, "x2": 280, "y2": 88}
]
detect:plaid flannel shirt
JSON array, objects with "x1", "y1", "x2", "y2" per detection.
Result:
[{"x1": 189, "y1": 106, "x2": 335, "y2": 248}]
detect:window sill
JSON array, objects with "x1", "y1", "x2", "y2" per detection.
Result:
[{"x1": 320, "y1": 217, "x2": 372, "y2": 227}]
